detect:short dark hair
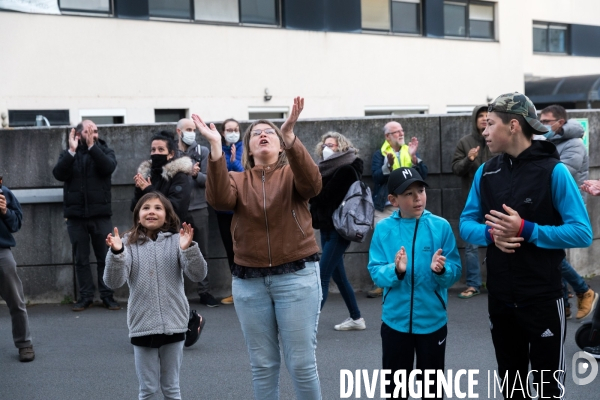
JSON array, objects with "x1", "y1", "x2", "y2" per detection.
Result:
[
  {"x1": 150, "y1": 131, "x2": 178, "y2": 155},
  {"x1": 541, "y1": 105, "x2": 567, "y2": 121},
  {"x1": 492, "y1": 111, "x2": 535, "y2": 139}
]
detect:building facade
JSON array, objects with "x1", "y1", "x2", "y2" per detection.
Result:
[{"x1": 1, "y1": 0, "x2": 599, "y2": 126}]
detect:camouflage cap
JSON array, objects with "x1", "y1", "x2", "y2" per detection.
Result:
[{"x1": 488, "y1": 92, "x2": 548, "y2": 134}]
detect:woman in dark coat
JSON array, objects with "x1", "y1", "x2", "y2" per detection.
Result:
[{"x1": 310, "y1": 131, "x2": 365, "y2": 331}]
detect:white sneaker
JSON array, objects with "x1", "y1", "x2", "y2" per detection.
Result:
[{"x1": 334, "y1": 317, "x2": 366, "y2": 331}]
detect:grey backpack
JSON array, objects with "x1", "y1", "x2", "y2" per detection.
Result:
[{"x1": 332, "y1": 169, "x2": 374, "y2": 243}]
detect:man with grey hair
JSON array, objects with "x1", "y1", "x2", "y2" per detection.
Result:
[
  {"x1": 176, "y1": 118, "x2": 217, "y2": 307},
  {"x1": 368, "y1": 120, "x2": 428, "y2": 297}
]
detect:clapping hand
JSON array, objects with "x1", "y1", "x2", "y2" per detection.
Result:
[
  {"x1": 492, "y1": 232, "x2": 523, "y2": 253},
  {"x1": 0, "y1": 193, "x2": 6, "y2": 215},
  {"x1": 192, "y1": 162, "x2": 200, "y2": 178},
  {"x1": 179, "y1": 222, "x2": 194, "y2": 250},
  {"x1": 105, "y1": 227, "x2": 123, "y2": 252},
  {"x1": 485, "y1": 204, "x2": 522, "y2": 238},
  {"x1": 395, "y1": 246, "x2": 408, "y2": 273},
  {"x1": 68, "y1": 128, "x2": 79, "y2": 152},
  {"x1": 230, "y1": 143, "x2": 236, "y2": 163},
  {"x1": 582, "y1": 180, "x2": 600, "y2": 196},
  {"x1": 408, "y1": 137, "x2": 419, "y2": 163},
  {"x1": 386, "y1": 153, "x2": 395, "y2": 169},
  {"x1": 430, "y1": 249, "x2": 445, "y2": 273},
  {"x1": 468, "y1": 146, "x2": 480, "y2": 161},
  {"x1": 134, "y1": 173, "x2": 152, "y2": 190}
]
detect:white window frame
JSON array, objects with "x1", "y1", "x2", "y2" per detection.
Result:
[
  {"x1": 365, "y1": 105, "x2": 429, "y2": 115},
  {"x1": 78, "y1": 108, "x2": 126, "y2": 123},
  {"x1": 248, "y1": 106, "x2": 289, "y2": 119},
  {"x1": 446, "y1": 106, "x2": 476, "y2": 113}
]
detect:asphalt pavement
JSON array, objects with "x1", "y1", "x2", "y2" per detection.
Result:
[{"x1": 2, "y1": 279, "x2": 600, "y2": 400}]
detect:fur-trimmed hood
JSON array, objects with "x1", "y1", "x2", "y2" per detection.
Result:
[{"x1": 138, "y1": 156, "x2": 193, "y2": 182}]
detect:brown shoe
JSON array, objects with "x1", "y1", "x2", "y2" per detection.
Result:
[
  {"x1": 221, "y1": 295, "x2": 234, "y2": 305},
  {"x1": 367, "y1": 287, "x2": 383, "y2": 298},
  {"x1": 576, "y1": 289, "x2": 599, "y2": 319},
  {"x1": 19, "y1": 346, "x2": 35, "y2": 362}
]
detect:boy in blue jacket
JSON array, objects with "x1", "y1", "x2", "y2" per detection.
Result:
[
  {"x1": 460, "y1": 92, "x2": 592, "y2": 399},
  {"x1": 368, "y1": 167, "x2": 461, "y2": 398}
]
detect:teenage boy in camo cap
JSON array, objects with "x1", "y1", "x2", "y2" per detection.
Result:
[{"x1": 460, "y1": 92, "x2": 593, "y2": 399}]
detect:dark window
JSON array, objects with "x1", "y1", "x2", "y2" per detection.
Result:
[
  {"x1": 249, "y1": 111, "x2": 285, "y2": 119},
  {"x1": 155, "y1": 109, "x2": 187, "y2": 123},
  {"x1": 533, "y1": 22, "x2": 569, "y2": 54},
  {"x1": 59, "y1": 0, "x2": 111, "y2": 13},
  {"x1": 444, "y1": 1, "x2": 494, "y2": 39},
  {"x1": 194, "y1": 0, "x2": 239, "y2": 23},
  {"x1": 240, "y1": 0, "x2": 278, "y2": 25},
  {"x1": 149, "y1": 0, "x2": 191, "y2": 19},
  {"x1": 392, "y1": 0, "x2": 420, "y2": 34},
  {"x1": 81, "y1": 116, "x2": 124, "y2": 125},
  {"x1": 114, "y1": 0, "x2": 149, "y2": 20},
  {"x1": 8, "y1": 110, "x2": 70, "y2": 127}
]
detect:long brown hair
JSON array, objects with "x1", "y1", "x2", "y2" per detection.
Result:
[
  {"x1": 242, "y1": 119, "x2": 288, "y2": 170},
  {"x1": 126, "y1": 192, "x2": 180, "y2": 244}
]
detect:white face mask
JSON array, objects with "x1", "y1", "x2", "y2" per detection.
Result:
[
  {"x1": 225, "y1": 132, "x2": 240, "y2": 144},
  {"x1": 322, "y1": 147, "x2": 335, "y2": 160},
  {"x1": 181, "y1": 131, "x2": 196, "y2": 145}
]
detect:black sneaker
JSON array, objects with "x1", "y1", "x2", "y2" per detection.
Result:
[
  {"x1": 199, "y1": 292, "x2": 219, "y2": 308},
  {"x1": 101, "y1": 296, "x2": 121, "y2": 310},
  {"x1": 584, "y1": 345, "x2": 600, "y2": 359},
  {"x1": 72, "y1": 298, "x2": 93, "y2": 312}
]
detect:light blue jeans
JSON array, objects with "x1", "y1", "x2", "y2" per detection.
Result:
[
  {"x1": 233, "y1": 261, "x2": 323, "y2": 400},
  {"x1": 464, "y1": 242, "x2": 481, "y2": 290},
  {"x1": 133, "y1": 340, "x2": 184, "y2": 400},
  {"x1": 561, "y1": 257, "x2": 589, "y2": 308}
]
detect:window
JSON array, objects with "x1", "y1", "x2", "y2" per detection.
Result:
[
  {"x1": 155, "y1": 109, "x2": 187, "y2": 123},
  {"x1": 80, "y1": 109, "x2": 126, "y2": 124},
  {"x1": 240, "y1": 0, "x2": 278, "y2": 25},
  {"x1": 444, "y1": 1, "x2": 494, "y2": 39},
  {"x1": 149, "y1": 0, "x2": 191, "y2": 19},
  {"x1": 248, "y1": 107, "x2": 288, "y2": 119},
  {"x1": 364, "y1": 106, "x2": 428, "y2": 116},
  {"x1": 59, "y1": 0, "x2": 110, "y2": 13},
  {"x1": 194, "y1": 0, "x2": 239, "y2": 23},
  {"x1": 392, "y1": 0, "x2": 420, "y2": 34},
  {"x1": 361, "y1": 0, "x2": 390, "y2": 31},
  {"x1": 8, "y1": 110, "x2": 70, "y2": 127},
  {"x1": 533, "y1": 22, "x2": 569, "y2": 54}
]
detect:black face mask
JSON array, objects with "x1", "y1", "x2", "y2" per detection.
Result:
[{"x1": 151, "y1": 154, "x2": 169, "y2": 170}]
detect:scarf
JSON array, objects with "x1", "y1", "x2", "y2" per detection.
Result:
[
  {"x1": 380, "y1": 141, "x2": 412, "y2": 170},
  {"x1": 318, "y1": 148, "x2": 357, "y2": 179}
]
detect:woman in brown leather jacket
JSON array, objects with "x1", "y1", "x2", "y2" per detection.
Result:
[{"x1": 193, "y1": 97, "x2": 323, "y2": 400}]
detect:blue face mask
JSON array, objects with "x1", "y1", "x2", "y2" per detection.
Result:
[{"x1": 542, "y1": 126, "x2": 555, "y2": 139}]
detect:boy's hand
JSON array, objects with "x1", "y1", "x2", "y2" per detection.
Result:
[
  {"x1": 492, "y1": 233, "x2": 524, "y2": 253},
  {"x1": 105, "y1": 227, "x2": 123, "y2": 251},
  {"x1": 581, "y1": 180, "x2": 600, "y2": 196},
  {"x1": 179, "y1": 222, "x2": 194, "y2": 250},
  {"x1": 430, "y1": 249, "x2": 445, "y2": 273},
  {"x1": 485, "y1": 204, "x2": 522, "y2": 238},
  {"x1": 395, "y1": 246, "x2": 408, "y2": 273}
]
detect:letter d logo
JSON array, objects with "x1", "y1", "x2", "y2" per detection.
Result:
[{"x1": 572, "y1": 351, "x2": 598, "y2": 385}]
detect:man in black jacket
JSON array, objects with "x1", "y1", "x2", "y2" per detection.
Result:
[{"x1": 53, "y1": 120, "x2": 120, "y2": 311}]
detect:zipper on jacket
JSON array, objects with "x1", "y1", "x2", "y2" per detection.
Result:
[
  {"x1": 409, "y1": 218, "x2": 420, "y2": 334},
  {"x1": 291, "y1": 210, "x2": 306, "y2": 238},
  {"x1": 434, "y1": 290, "x2": 446, "y2": 310},
  {"x1": 262, "y1": 171, "x2": 272, "y2": 266}
]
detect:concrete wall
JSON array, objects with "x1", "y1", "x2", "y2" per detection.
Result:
[{"x1": 1, "y1": 110, "x2": 600, "y2": 303}]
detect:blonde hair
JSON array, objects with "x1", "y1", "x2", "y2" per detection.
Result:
[
  {"x1": 242, "y1": 119, "x2": 288, "y2": 170},
  {"x1": 315, "y1": 131, "x2": 358, "y2": 159}
]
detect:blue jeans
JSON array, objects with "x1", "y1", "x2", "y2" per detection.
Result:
[
  {"x1": 232, "y1": 261, "x2": 322, "y2": 400},
  {"x1": 320, "y1": 229, "x2": 361, "y2": 320},
  {"x1": 464, "y1": 242, "x2": 481, "y2": 290},
  {"x1": 561, "y1": 258, "x2": 588, "y2": 308}
]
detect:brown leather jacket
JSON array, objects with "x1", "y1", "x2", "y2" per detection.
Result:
[{"x1": 206, "y1": 136, "x2": 322, "y2": 267}]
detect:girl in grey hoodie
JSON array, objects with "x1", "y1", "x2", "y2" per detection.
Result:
[{"x1": 104, "y1": 192, "x2": 207, "y2": 400}]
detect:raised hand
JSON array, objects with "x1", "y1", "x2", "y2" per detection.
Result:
[
  {"x1": 179, "y1": 222, "x2": 194, "y2": 250},
  {"x1": 105, "y1": 227, "x2": 123, "y2": 251},
  {"x1": 485, "y1": 204, "x2": 522, "y2": 238},
  {"x1": 430, "y1": 249, "x2": 446, "y2": 273},
  {"x1": 134, "y1": 173, "x2": 152, "y2": 190},
  {"x1": 191, "y1": 114, "x2": 223, "y2": 161},
  {"x1": 230, "y1": 143, "x2": 236, "y2": 163},
  {"x1": 68, "y1": 128, "x2": 79, "y2": 152},
  {"x1": 468, "y1": 146, "x2": 480, "y2": 161},
  {"x1": 280, "y1": 96, "x2": 304, "y2": 146},
  {"x1": 408, "y1": 137, "x2": 419, "y2": 163},
  {"x1": 395, "y1": 246, "x2": 408, "y2": 273}
]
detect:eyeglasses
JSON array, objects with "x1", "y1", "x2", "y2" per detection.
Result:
[
  {"x1": 387, "y1": 130, "x2": 403, "y2": 136},
  {"x1": 225, "y1": 128, "x2": 239, "y2": 133},
  {"x1": 251, "y1": 128, "x2": 277, "y2": 136},
  {"x1": 322, "y1": 143, "x2": 338, "y2": 149},
  {"x1": 539, "y1": 119, "x2": 558, "y2": 125}
]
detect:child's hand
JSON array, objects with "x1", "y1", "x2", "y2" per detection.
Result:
[
  {"x1": 395, "y1": 246, "x2": 407, "y2": 273},
  {"x1": 430, "y1": 249, "x2": 445, "y2": 273},
  {"x1": 485, "y1": 204, "x2": 522, "y2": 238},
  {"x1": 492, "y1": 232, "x2": 524, "y2": 253},
  {"x1": 105, "y1": 227, "x2": 123, "y2": 251},
  {"x1": 179, "y1": 222, "x2": 194, "y2": 250}
]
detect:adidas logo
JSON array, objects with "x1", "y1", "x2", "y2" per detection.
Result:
[{"x1": 541, "y1": 329, "x2": 554, "y2": 338}]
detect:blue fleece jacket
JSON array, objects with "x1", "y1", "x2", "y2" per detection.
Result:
[
  {"x1": 460, "y1": 162, "x2": 592, "y2": 249},
  {"x1": 368, "y1": 210, "x2": 461, "y2": 334},
  {"x1": 0, "y1": 186, "x2": 23, "y2": 248}
]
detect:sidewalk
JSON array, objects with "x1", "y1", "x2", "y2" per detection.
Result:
[{"x1": 1, "y1": 280, "x2": 599, "y2": 399}]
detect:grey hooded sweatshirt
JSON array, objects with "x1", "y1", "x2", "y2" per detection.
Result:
[
  {"x1": 547, "y1": 119, "x2": 589, "y2": 199},
  {"x1": 452, "y1": 105, "x2": 495, "y2": 205}
]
